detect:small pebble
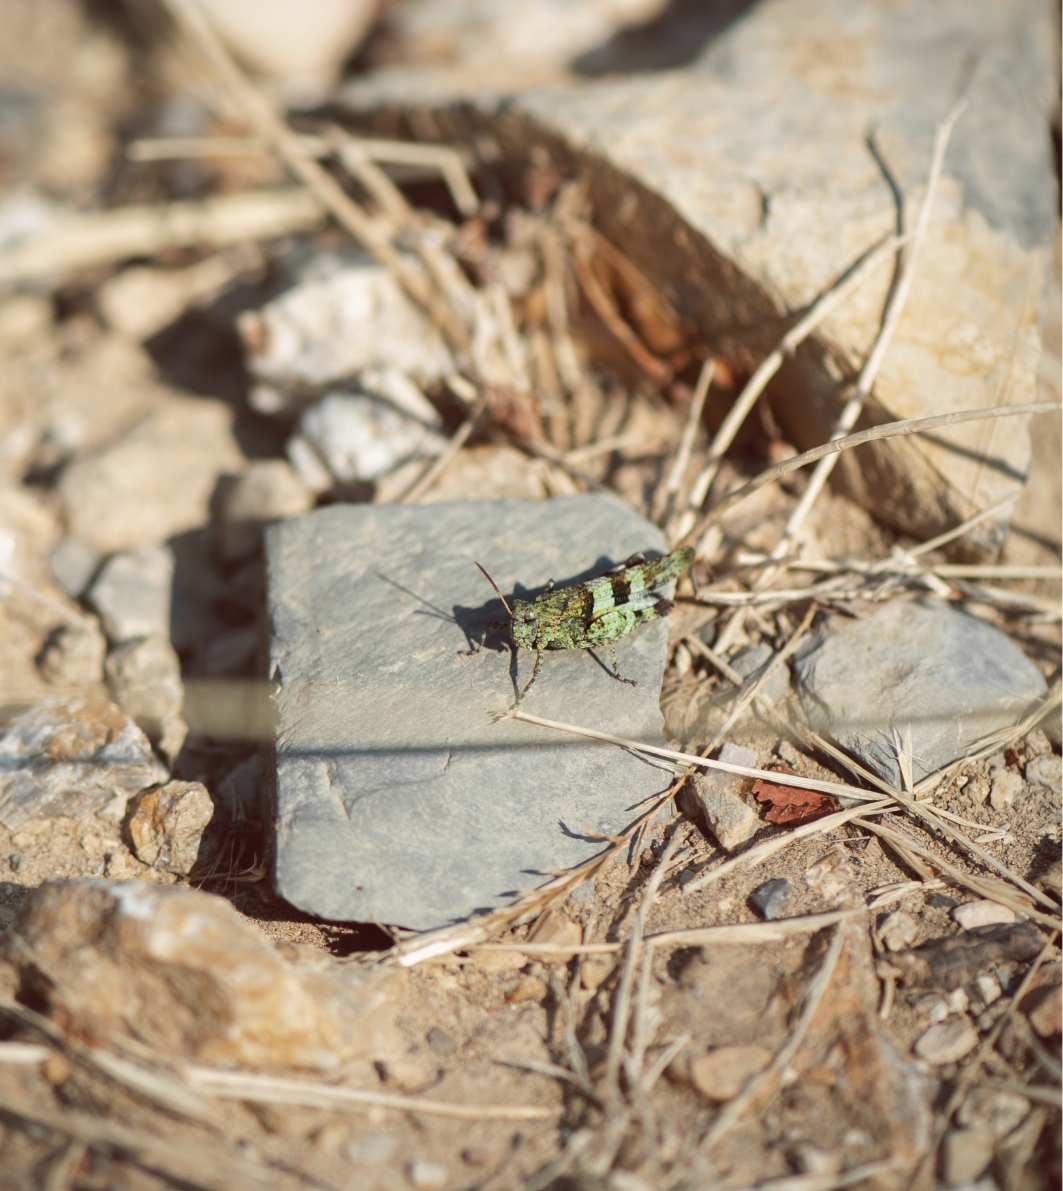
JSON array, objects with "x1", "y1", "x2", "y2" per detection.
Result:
[
  {"x1": 914, "y1": 1019, "x2": 979, "y2": 1064},
  {"x1": 580, "y1": 956, "x2": 614, "y2": 991},
  {"x1": 347, "y1": 1135, "x2": 396, "y2": 1165},
  {"x1": 426, "y1": 1027, "x2": 456, "y2": 1055},
  {"x1": 789, "y1": 1145, "x2": 841, "y2": 1176},
  {"x1": 953, "y1": 900, "x2": 1016, "y2": 930},
  {"x1": 968, "y1": 974, "x2": 1001, "y2": 1010},
  {"x1": 1025, "y1": 753, "x2": 1062, "y2": 797},
  {"x1": 673, "y1": 1045, "x2": 773, "y2": 1102},
  {"x1": 505, "y1": 974, "x2": 548, "y2": 1004},
  {"x1": 878, "y1": 911, "x2": 920, "y2": 952},
  {"x1": 8, "y1": 853, "x2": 21, "y2": 873},
  {"x1": 748, "y1": 878, "x2": 792, "y2": 920},
  {"x1": 989, "y1": 769, "x2": 1023, "y2": 813},
  {"x1": 408, "y1": 1160, "x2": 448, "y2": 1188},
  {"x1": 940, "y1": 1127, "x2": 994, "y2": 1186}
]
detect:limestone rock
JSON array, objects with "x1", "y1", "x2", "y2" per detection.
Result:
[
  {"x1": 266, "y1": 495, "x2": 675, "y2": 928},
  {"x1": 36, "y1": 619, "x2": 106, "y2": 686},
  {"x1": 940, "y1": 1128, "x2": 995, "y2": 1187},
  {"x1": 87, "y1": 544, "x2": 174, "y2": 644},
  {"x1": 0, "y1": 879, "x2": 404, "y2": 1070},
  {"x1": 213, "y1": 459, "x2": 315, "y2": 564},
  {"x1": 1026, "y1": 753, "x2": 1062, "y2": 797},
  {"x1": 989, "y1": 768, "x2": 1024, "y2": 813},
  {"x1": 49, "y1": 538, "x2": 101, "y2": 599},
  {"x1": 0, "y1": 696, "x2": 167, "y2": 830},
  {"x1": 792, "y1": 602, "x2": 1046, "y2": 788},
  {"x1": 126, "y1": 781, "x2": 213, "y2": 874},
  {"x1": 692, "y1": 742, "x2": 760, "y2": 852},
  {"x1": 104, "y1": 635, "x2": 186, "y2": 761},
  {"x1": 59, "y1": 397, "x2": 245, "y2": 553},
  {"x1": 671, "y1": 1045, "x2": 773, "y2": 1103},
  {"x1": 952, "y1": 901, "x2": 1016, "y2": 931},
  {"x1": 914, "y1": 1019, "x2": 979, "y2": 1064}
]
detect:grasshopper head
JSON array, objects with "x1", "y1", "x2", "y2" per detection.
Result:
[{"x1": 509, "y1": 600, "x2": 538, "y2": 648}]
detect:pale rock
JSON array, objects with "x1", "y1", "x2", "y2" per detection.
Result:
[
  {"x1": 914, "y1": 1019, "x2": 979, "y2": 1065},
  {"x1": 213, "y1": 460, "x2": 315, "y2": 563},
  {"x1": 671, "y1": 1045, "x2": 773, "y2": 1102},
  {"x1": 580, "y1": 955, "x2": 614, "y2": 990},
  {"x1": 374, "y1": 1056, "x2": 437, "y2": 1093},
  {"x1": 407, "y1": 1160, "x2": 448, "y2": 1189},
  {"x1": 729, "y1": 643, "x2": 789, "y2": 707},
  {"x1": 0, "y1": 295, "x2": 51, "y2": 350},
  {"x1": 789, "y1": 1146, "x2": 842, "y2": 1177},
  {"x1": 940, "y1": 1128, "x2": 995, "y2": 1187},
  {"x1": 505, "y1": 974, "x2": 548, "y2": 1004},
  {"x1": 968, "y1": 974, "x2": 1002, "y2": 1012},
  {"x1": 49, "y1": 538, "x2": 100, "y2": 599},
  {"x1": 473, "y1": 949, "x2": 527, "y2": 973},
  {"x1": 879, "y1": 911, "x2": 920, "y2": 953},
  {"x1": 1025, "y1": 753, "x2": 1062, "y2": 798},
  {"x1": 692, "y1": 742, "x2": 760, "y2": 852},
  {"x1": 104, "y1": 635, "x2": 186, "y2": 761},
  {"x1": 37, "y1": 620, "x2": 106, "y2": 687},
  {"x1": 0, "y1": 879, "x2": 404, "y2": 1069},
  {"x1": 348, "y1": 1134, "x2": 396, "y2": 1165},
  {"x1": 989, "y1": 769, "x2": 1024, "y2": 812},
  {"x1": 87, "y1": 545, "x2": 174, "y2": 644},
  {"x1": 525, "y1": 908, "x2": 582, "y2": 962},
  {"x1": 59, "y1": 397, "x2": 245, "y2": 553},
  {"x1": 953, "y1": 901, "x2": 1016, "y2": 931},
  {"x1": 957, "y1": 1087, "x2": 1030, "y2": 1139},
  {"x1": 0, "y1": 483, "x2": 64, "y2": 594},
  {"x1": 238, "y1": 254, "x2": 453, "y2": 407},
  {"x1": 0, "y1": 696, "x2": 167, "y2": 831},
  {"x1": 1020, "y1": 962, "x2": 1061, "y2": 1038},
  {"x1": 126, "y1": 781, "x2": 214, "y2": 874},
  {"x1": 793, "y1": 603, "x2": 1046, "y2": 788}
]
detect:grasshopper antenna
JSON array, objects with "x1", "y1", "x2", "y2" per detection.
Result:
[{"x1": 474, "y1": 562, "x2": 513, "y2": 616}]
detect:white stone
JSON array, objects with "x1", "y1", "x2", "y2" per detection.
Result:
[
  {"x1": 87, "y1": 545, "x2": 173, "y2": 644},
  {"x1": 941, "y1": 1128, "x2": 995, "y2": 1187},
  {"x1": 990, "y1": 768, "x2": 1024, "y2": 812},
  {"x1": 953, "y1": 900, "x2": 1016, "y2": 931},
  {"x1": 1026, "y1": 753, "x2": 1061, "y2": 797},
  {"x1": 879, "y1": 911, "x2": 920, "y2": 952},
  {"x1": 914, "y1": 1019, "x2": 979, "y2": 1065}
]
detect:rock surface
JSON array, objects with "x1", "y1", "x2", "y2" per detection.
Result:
[
  {"x1": 345, "y1": 0, "x2": 1055, "y2": 556},
  {"x1": 914, "y1": 1019, "x2": 979, "y2": 1065},
  {"x1": 213, "y1": 459, "x2": 315, "y2": 564},
  {"x1": 748, "y1": 877, "x2": 792, "y2": 921},
  {"x1": 792, "y1": 602, "x2": 1047, "y2": 788},
  {"x1": 266, "y1": 495, "x2": 676, "y2": 928},
  {"x1": 104, "y1": 634, "x2": 186, "y2": 759},
  {"x1": 692, "y1": 742, "x2": 760, "y2": 852},
  {"x1": 952, "y1": 901, "x2": 1015, "y2": 931},
  {"x1": 59, "y1": 397, "x2": 244, "y2": 553},
  {"x1": 125, "y1": 780, "x2": 213, "y2": 874},
  {"x1": 0, "y1": 879, "x2": 403, "y2": 1069},
  {"x1": 0, "y1": 696, "x2": 167, "y2": 830},
  {"x1": 672, "y1": 1045, "x2": 773, "y2": 1103},
  {"x1": 87, "y1": 544, "x2": 174, "y2": 644},
  {"x1": 36, "y1": 619, "x2": 106, "y2": 686}
]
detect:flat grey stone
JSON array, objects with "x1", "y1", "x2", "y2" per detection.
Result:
[
  {"x1": 266, "y1": 495, "x2": 676, "y2": 929},
  {"x1": 692, "y1": 742, "x2": 760, "y2": 853},
  {"x1": 730, "y1": 644, "x2": 789, "y2": 708},
  {"x1": 792, "y1": 602, "x2": 1047, "y2": 788},
  {"x1": 749, "y1": 878, "x2": 792, "y2": 921},
  {"x1": 49, "y1": 538, "x2": 100, "y2": 599},
  {"x1": 87, "y1": 545, "x2": 173, "y2": 644}
]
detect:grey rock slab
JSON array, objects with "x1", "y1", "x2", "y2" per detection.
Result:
[
  {"x1": 792, "y1": 602, "x2": 1047, "y2": 789},
  {"x1": 730, "y1": 644, "x2": 789, "y2": 707},
  {"x1": 748, "y1": 878, "x2": 792, "y2": 921},
  {"x1": 0, "y1": 696, "x2": 168, "y2": 830},
  {"x1": 266, "y1": 495, "x2": 676, "y2": 929},
  {"x1": 87, "y1": 545, "x2": 174, "y2": 644}
]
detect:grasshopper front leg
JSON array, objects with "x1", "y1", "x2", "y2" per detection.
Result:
[{"x1": 458, "y1": 620, "x2": 509, "y2": 657}]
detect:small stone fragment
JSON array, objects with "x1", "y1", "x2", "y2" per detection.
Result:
[
  {"x1": 347, "y1": 1135, "x2": 396, "y2": 1165},
  {"x1": 0, "y1": 879, "x2": 404, "y2": 1069},
  {"x1": 104, "y1": 635, "x2": 186, "y2": 760},
  {"x1": 214, "y1": 460, "x2": 315, "y2": 564},
  {"x1": 1025, "y1": 753, "x2": 1062, "y2": 797},
  {"x1": 505, "y1": 974, "x2": 548, "y2": 1004},
  {"x1": 879, "y1": 911, "x2": 920, "y2": 952},
  {"x1": 126, "y1": 782, "x2": 214, "y2": 874},
  {"x1": 889, "y1": 923, "x2": 1043, "y2": 990},
  {"x1": 693, "y1": 743, "x2": 760, "y2": 852},
  {"x1": 37, "y1": 620, "x2": 106, "y2": 686},
  {"x1": 940, "y1": 1127, "x2": 995, "y2": 1186},
  {"x1": 789, "y1": 1146, "x2": 842, "y2": 1176},
  {"x1": 526, "y1": 909, "x2": 582, "y2": 962},
  {"x1": 87, "y1": 545, "x2": 174, "y2": 644},
  {"x1": 957, "y1": 1087, "x2": 1030, "y2": 1138},
  {"x1": 953, "y1": 901, "x2": 1016, "y2": 931},
  {"x1": 1035, "y1": 859, "x2": 1061, "y2": 898},
  {"x1": 0, "y1": 696, "x2": 167, "y2": 830},
  {"x1": 748, "y1": 878, "x2": 792, "y2": 921},
  {"x1": 967, "y1": 974, "x2": 1002, "y2": 1012},
  {"x1": 473, "y1": 949, "x2": 527, "y2": 973},
  {"x1": 913, "y1": 1019, "x2": 979, "y2": 1064},
  {"x1": 671, "y1": 1045, "x2": 773, "y2": 1102},
  {"x1": 989, "y1": 768, "x2": 1024, "y2": 812},
  {"x1": 730, "y1": 643, "x2": 790, "y2": 706},
  {"x1": 427, "y1": 1027, "x2": 456, "y2": 1055},
  {"x1": 375, "y1": 1057, "x2": 436, "y2": 1093},
  {"x1": 407, "y1": 1160, "x2": 448, "y2": 1189},
  {"x1": 1019, "y1": 962, "x2": 1061, "y2": 1038},
  {"x1": 581, "y1": 955, "x2": 614, "y2": 990},
  {"x1": 49, "y1": 539, "x2": 100, "y2": 599},
  {"x1": 792, "y1": 603, "x2": 1047, "y2": 788}
]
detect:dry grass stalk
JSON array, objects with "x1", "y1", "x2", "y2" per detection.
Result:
[
  {"x1": 400, "y1": 391, "x2": 489, "y2": 503},
  {"x1": 727, "y1": 1157, "x2": 906, "y2": 1191},
  {"x1": 674, "y1": 230, "x2": 909, "y2": 540},
  {"x1": 654, "y1": 357, "x2": 716, "y2": 524}
]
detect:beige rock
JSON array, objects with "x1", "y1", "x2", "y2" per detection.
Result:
[
  {"x1": 104, "y1": 635, "x2": 186, "y2": 761},
  {"x1": 952, "y1": 900, "x2": 1016, "y2": 931},
  {"x1": 1025, "y1": 753, "x2": 1062, "y2": 797},
  {"x1": 37, "y1": 620, "x2": 106, "y2": 686},
  {"x1": 472, "y1": 949, "x2": 528, "y2": 973},
  {"x1": 505, "y1": 974, "x2": 548, "y2": 1004},
  {"x1": 0, "y1": 879, "x2": 404, "y2": 1070},
  {"x1": 214, "y1": 459, "x2": 315, "y2": 563},
  {"x1": 525, "y1": 908, "x2": 582, "y2": 962},
  {"x1": 580, "y1": 955, "x2": 614, "y2": 991},
  {"x1": 670, "y1": 1045, "x2": 773, "y2": 1102},
  {"x1": 957, "y1": 1087, "x2": 1030, "y2": 1139},
  {"x1": 878, "y1": 911, "x2": 920, "y2": 952},
  {"x1": 0, "y1": 696, "x2": 167, "y2": 831},
  {"x1": 940, "y1": 1128, "x2": 995, "y2": 1187},
  {"x1": 126, "y1": 781, "x2": 214, "y2": 874},
  {"x1": 914, "y1": 1019, "x2": 979, "y2": 1065},
  {"x1": 59, "y1": 397, "x2": 245, "y2": 553},
  {"x1": 692, "y1": 743, "x2": 761, "y2": 852},
  {"x1": 1020, "y1": 962, "x2": 1061, "y2": 1038},
  {"x1": 990, "y1": 768, "x2": 1024, "y2": 812}
]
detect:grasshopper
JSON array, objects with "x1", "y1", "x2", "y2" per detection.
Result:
[{"x1": 463, "y1": 546, "x2": 694, "y2": 708}]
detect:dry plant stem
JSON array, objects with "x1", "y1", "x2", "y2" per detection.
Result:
[
  {"x1": 679, "y1": 231, "x2": 909, "y2": 532},
  {"x1": 677, "y1": 400, "x2": 1060, "y2": 548},
  {"x1": 655, "y1": 357, "x2": 716, "y2": 525},
  {"x1": 160, "y1": 0, "x2": 467, "y2": 350},
  {"x1": 185, "y1": 1067, "x2": 557, "y2": 1121},
  {"x1": 908, "y1": 933, "x2": 1059, "y2": 1191},
  {"x1": 731, "y1": 1158, "x2": 905, "y2": 1191},
  {"x1": 518, "y1": 436, "x2": 614, "y2": 494},
  {"x1": 400, "y1": 393, "x2": 489, "y2": 503},
  {"x1": 701, "y1": 924, "x2": 846, "y2": 1154},
  {"x1": 767, "y1": 100, "x2": 968, "y2": 567},
  {"x1": 0, "y1": 190, "x2": 322, "y2": 284}
]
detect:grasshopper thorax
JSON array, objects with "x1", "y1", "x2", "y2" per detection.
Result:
[{"x1": 509, "y1": 600, "x2": 538, "y2": 649}]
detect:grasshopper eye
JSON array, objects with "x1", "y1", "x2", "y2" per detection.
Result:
[{"x1": 524, "y1": 610, "x2": 537, "y2": 623}]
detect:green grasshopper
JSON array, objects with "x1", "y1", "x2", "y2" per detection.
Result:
[{"x1": 463, "y1": 546, "x2": 694, "y2": 708}]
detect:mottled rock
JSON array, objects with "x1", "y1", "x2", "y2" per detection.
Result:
[
  {"x1": 525, "y1": 908, "x2": 582, "y2": 962},
  {"x1": 59, "y1": 397, "x2": 245, "y2": 553},
  {"x1": 730, "y1": 644, "x2": 789, "y2": 707},
  {"x1": 0, "y1": 879, "x2": 403, "y2": 1069},
  {"x1": 0, "y1": 696, "x2": 167, "y2": 830},
  {"x1": 952, "y1": 901, "x2": 1016, "y2": 931},
  {"x1": 940, "y1": 1128, "x2": 995, "y2": 1187},
  {"x1": 914, "y1": 1019, "x2": 979, "y2": 1065},
  {"x1": 104, "y1": 635, "x2": 186, "y2": 761},
  {"x1": 793, "y1": 603, "x2": 1047, "y2": 788},
  {"x1": 748, "y1": 878, "x2": 791, "y2": 921},
  {"x1": 266, "y1": 496, "x2": 674, "y2": 928},
  {"x1": 36, "y1": 619, "x2": 106, "y2": 686},
  {"x1": 87, "y1": 545, "x2": 174, "y2": 644},
  {"x1": 48, "y1": 538, "x2": 100, "y2": 599},
  {"x1": 957, "y1": 1087, "x2": 1031, "y2": 1139},
  {"x1": 1020, "y1": 962, "x2": 1061, "y2": 1038},
  {"x1": 879, "y1": 911, "x2": 920, "y2": 953},
  {"x1": 671, "y1": 1045, "x2": 773, "y2": 1103},
  {"x1": 989, "y1": 768, "x2": 1024, "y2": 813},
  {"x1": 692, "y1": 742, "x2": 760, "y2": 852},
  {"x1": 126, "y1": 781, "x2": 213, "y2": 874},
  {"x1": 1026, "y1": 753, "x2": 1062, "y2": 797},
  {"x1": 213, "y1": 459, "x2": 315, "y2": 564}
]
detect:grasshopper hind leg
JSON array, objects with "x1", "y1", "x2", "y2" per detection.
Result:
[
  {"x1": 603, "y1": 642, "x2": 637, "y2": 688},
  {"x1": 511, "y1": 647, "x2": 544, "y2": 709}
]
